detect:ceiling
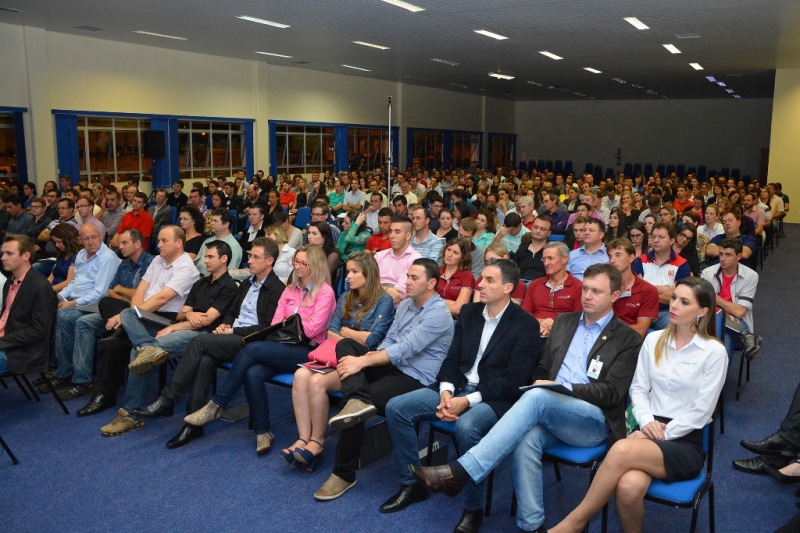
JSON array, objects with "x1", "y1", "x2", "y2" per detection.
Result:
[{"x1": 2, "y1": 0, "x2": 799, "y2": 100}]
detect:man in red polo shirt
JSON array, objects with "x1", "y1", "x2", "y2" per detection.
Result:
[
  {"x1": 109, "y1": 192, "x2": 155, "y2": 250},
  {"x1": 607, "y1": 238, "x2": 659, "y2": 337},
  {"x1": 365, "y1": 207, "x2": 393, "y2": 255},
  {"x1": 520, "y1": 241, "x2": 582, "y2": 336},
  {"x1": 672, "y1": 185, "x2": 695, "y2": 214}
]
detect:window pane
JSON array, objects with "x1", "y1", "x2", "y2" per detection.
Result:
[
  {"x1": 275, "y1": 134, "x2": 287, "y2": 168},
  {"x1": 89, "y1": 130, "x2": 113, "y2": 171},
  {"x1": 78, "y1": 129, "x2": 87, "y2": 172},
  {"x1": 306, "y1": 135, "x2": 321, "y2": 166},
  {"x1": 212, "y1": 122, "x2": 230, "y2": 131},
  {"x1": 288, "y1": 135, "x2": 304, "y2": 166},
  {"x1": 212, "y1": 132, "x2": 230, "y2": 168},
  {"x1": 192, "y1": 132, "x2": 210, "y2": 168},
  {"x1": 178, "y1": 132, "x2": 191, "y2": 169},
  {"x1": 114, "y1": 119, "x2": 139, "y2": 129},
  {"x1": 0, "y1": 115, "x2": 13, "y2": 125},
  {"x1": 192, "y1": 122, "x2": 210, "y2": 131},
  {"x1": 231, "y1": 133, "x2": 243, "y2": 168},
  {"x1": 178, "y1": 121, "x2": 191, "y2": 131},
  {"x1": 87, "y1": 117, "x2": 113, "y2": 128}
]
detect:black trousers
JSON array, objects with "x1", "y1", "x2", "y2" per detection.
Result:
[
  {"x1": 332, "y1": 338, "x2": 422, "y2": 482},
  {"x1": 778, "y1": 381, "x2": 800, "y2": 449},
  {"x1": 161, "y1": 333, "x2": 243, "y2": 414}
]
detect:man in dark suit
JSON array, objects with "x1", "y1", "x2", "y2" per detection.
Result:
[
  {"x1": 0, "y1": 235, "x2": 58, "y2": 376},
  {"x1": 148, "y1": 189, "x2": 174, "y2": 233},
  {"x1": 133, "y1": 237, "x2": 285, "y2": 449},
  {"x1": 411, "y1": 263, "x2": 643, "y2": 533},
  {"x1": 382, "y1": 259, "x2": 542, "y2": 533}
]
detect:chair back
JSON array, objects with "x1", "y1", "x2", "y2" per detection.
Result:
[{"x1": 294, "y1": 206, "x2": 311, "y2": 229}]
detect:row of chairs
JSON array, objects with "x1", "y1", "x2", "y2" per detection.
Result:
[
  {"x1": 519, "y1": 158, "x2": 752, "y2": 183},
  {"x1": 518, "y1": 160, "x2": 574, "y2": 176}
]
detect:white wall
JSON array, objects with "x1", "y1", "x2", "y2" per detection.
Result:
[{"x1": 515, "y1": 99, "x2": 773, "y2": 179}]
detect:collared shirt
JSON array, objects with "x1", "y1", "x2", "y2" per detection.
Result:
[
  {"x1": 500, "y1": 225, "x2": 530, "y2": 253},
  {"x1": 440, "y1": 300, "x2": 511, "y2": 406},
  {"x1": 328, "y1": 291, "x2": 395, "y2": 350},
  {"x1": 613, "y1": 276, "x2": 660, "y2": 326},
  {"x1": 436, "y1": 267, "x2": 475, "y2": 301},
  {"x1": 272, "y1": 283, "x2": 336, "y2": 344},
  {"x1": 232, "y1": 275, "x2": 264, "y2": 329},
  {"x1": 59, "y1": 243, "x2": 121, "y2": 306},
  {"x1": 328, "y1": 190, "x2": 346, "y2": 214},
  {"x1": 701, "y1": 262, "x2": 759, "y2": 332},
  {"x1": 101, "y1": 206, "x2": 125, "y2": 236},
  {"x1": 182, "y1": 272, "x2": 238, "y2": 332},
  {"x1": 366, "y1": 233, "x2": 391, "y2": 253},
  {"x1": 344, "y1": 189, "x2": 366, "y2": 207},
  {"x1": 521, "y1": 273, "x2": 582, "y2": 319},
  {"x1": 0, "y1": 267, "x2": 29, "y2": 337},
  {"x1": 375, "y1": 245, "x2": 422, "y2": 299},
  {"x1": 141, "y1": 253, "x2": 200, "y2": 313},
  {"x1": 118, "y1": 209, "x2": 155, "y2": 242},
  {"x1": 698, "y1": 221, "x2": 724, "y2": 241},
  {"x1": 109, "y1": 252, "x2": 155, "y2": 291},
  {"x1": 379, "y1": 293, "x2": 453, "y2": 386},
  {"x1": 632, "y1": 249, "x2": 691, "y2": 298},
  {"x1": 568, "y1": 244, "x2": 609, "y2": 281},
  {"x1": 7, "y1": 212, "x2": 34, "y2": 235},
  {"x1": 556, "y1": 310, "x2": 615, "y2": 389},
  {"x1": 744, "y1": 206, "x2": 766, "y2": 231},
  {"x1": 411, "y1": 230, "x2": 444, "y2": 261},
  {"x1": 47, "y1": 217, "x2": 80, "y2": 231},
  {"x1": 630, "y1": 331, "x2": 727, "y2": 440},
  {"x1": 195, "y1": 233, "x2": 243, "y2": 275},
  {"x1": 365, "y1": 210, "x2": 380, "y2": 234},
  {"x1": 273, "y1": 244, "x2": 296, "y2": 283}
]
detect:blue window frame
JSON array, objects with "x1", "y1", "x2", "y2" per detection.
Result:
[{"x1": 0, "y1": 106, "x2": 29, "y2": 184}]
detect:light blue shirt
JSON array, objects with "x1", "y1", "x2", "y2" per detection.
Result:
[
  {"x1": 411, "y1": 230, "x2": 444, "y2": 261},
  {"x1": 232, "y1": 275, "x2": 263, "y2": 329},
  {"x1": 59, "y1": 243, "x2": 121, "y2": 306},
  {"x1": 556, "y1": 310, "x2": 615, "y2": 390},
  {"x1": 379, "y1": 293, "x2": 454, "y2": 386},
  {"x1": 567, "y1": 244, "x2": 608, "y2": 281}
]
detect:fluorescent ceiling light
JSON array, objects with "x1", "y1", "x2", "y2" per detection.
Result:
[
  {"x1": 539, "y1": 51, "x2": 563, "y2": 60},
  {"x1": 489, "y1": 72, "x2": 515, "y2": 80},
  {"x1": 624, "y1": 17, "x2": 649, "y2": 30},
  {"x1": 237, "y1": 15, "x2": 290, "y2": 28},
  {"x1": 381, "y1": 0, "x2": 425, "y2": 12},
  {"x1": 449, "y1": 83, "x2": 468, "y2": 88},
  {"x1": 725, "y1": 89, "x2": 735, "y2": 94},
  {"x1": 342, "y1": 64, "x2": 370, "y2": 72},
  {"x1": 631, "y1": 84, "x2": 644, "y2": 89},
  {"x1": 662, "y1": 44, "x2": 681, "y2": 54},
  {"x1": 690, "y1": 63, "x2": 704, "y2": 70},
  {"x1": 353, "y1": 41, "x2": 390, "y2": 50},
  {"x1": 705, "y1": 76, "x2": 717, "y2": 82},
  {"x1": 256, "y1": 51, "x2": 292, "y2": 58},
  {"x1": 612, "y1": 78, "x2": 626, "y2": 84},
  {"x1": 527, "y1": 81, "x2": 543, "y2": 86},
  {"x1": 734, "y1": 95, "x2": 742, "y2": 99},
  {"x1": 717, "y1": 81, "x2": 726, "y2": 87},
  {"x1": 133, "y1": 30, "x2": 187, "y2": 40},
  {"x1": 475, "y1": 30, "x2": 508, "y2": 40},
  {"x1": 583, "y1": 67, "x2": 602, "y2": 74},
  {"x1": 430, "y1": 58, "x2": 459, "y2": 66}
]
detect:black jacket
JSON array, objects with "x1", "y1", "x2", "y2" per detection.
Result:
[{"x1": 224, "y1": 270, "x2": 285, "y2": 337}]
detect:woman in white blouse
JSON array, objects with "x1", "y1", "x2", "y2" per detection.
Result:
[
  {"x1": 264, "y1": 224, "x2": 295, "y2": 284},
  {"x1": 699, "y1": 204, "x2": 725, "y2": 241},
  {"x1": 549, "y1": 278, "x2": 727, "y2": 533}
]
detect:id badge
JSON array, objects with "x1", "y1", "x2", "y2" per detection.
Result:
[{"x1": 587, "y1": 358, "x2": 603, "y2": 379}]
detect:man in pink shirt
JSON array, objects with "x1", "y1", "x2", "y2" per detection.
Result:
[{"x1": 374, "y1": 215, "x2": 422, "y2": 305}]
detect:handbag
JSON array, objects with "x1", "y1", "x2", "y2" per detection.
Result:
[
  {"x1": 304, "y1": 338, "x2": 339, "y2": 369},
  {"x1": 241, "y1": 314, "x2": 318, "y2": 347}
]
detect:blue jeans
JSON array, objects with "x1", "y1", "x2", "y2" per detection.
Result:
[
  {"x1": 33, "y1": 259, "x2": 55, "y2": 278},
  {"x1": 651, "y1": 309, "x2": 670, "y2": 330},
  {"x1": 54, "y1": 310, "x2": 105, "y2": 384},
  {"x1": 120, "y1": 307, "x2": 163, "y2": 350},
  {"x1": 212, "y1": 341, "x2": 312, "y2": 434},
  {"x1": 458, "y1": 388, "x2": 608, "y2": 531},
  {"x1": 385, "y1": 386, "x2": 498, "y2": 511},
  {"x1": 0, "y1": 349, "x2": 8, "y2": 374},
  {"x1": 122, "y1": 329, "x2": 205, "y2": 411}
]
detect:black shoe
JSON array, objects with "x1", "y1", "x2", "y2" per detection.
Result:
[
  {"x1": 38, "y1": 376, "x2": 71, "y2": 393},
  {"x1": 519, "y1": 526, "x2": 547, "y2": 533},
  {"x1": 732, "y1": 456, "x2": 769, "y2": 475},
  {"x1": 77, "y1": 393, "x2": 116, "y2": 417},
  {"x1": 408, "y1": 464, "x2": 467, "y2": 497},
  {"x1": 763, "y1": 461, "x2": 800, "y2": 485},
  {"x1": 131, "y1": 398, "x2": 174, "y2": 419},
  {"x1": 166, "y1": 424, "x2": 204, "y2": 449},
  {"x1": 58, "y1": 382, "x2": 93, "y2": 401},
  {"x1": 454, "y1": 509, "x2": 484, "y2": 533},
  {"x1": 32, "y1": 371, "x2": 55, "y2": 387},
  {"x1": 741, "y1": 433, "x2": 799, "y2": 455},
  {"x1": 379, "y1": 484, "x2": 429, "y2": 513}
]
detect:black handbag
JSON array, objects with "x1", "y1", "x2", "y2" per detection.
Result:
[{"x1": 241, "y1": 314, "x2": 318, "y2": 347}]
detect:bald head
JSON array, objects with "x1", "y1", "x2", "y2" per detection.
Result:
[{"x1": 80, "y1": 223, "x2": 103, "y2": 255}]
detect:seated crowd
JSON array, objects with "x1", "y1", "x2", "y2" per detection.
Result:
[{"x1": 0, "y1": 164, "x2": 780, "y2": 532}]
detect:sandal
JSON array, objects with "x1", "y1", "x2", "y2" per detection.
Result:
[
  {"x1": 278, "y1": 438, "x2": 307, "y2": 466},
  {"x1": 293, "y1": 439, "x2": 324, "y2": 472}
]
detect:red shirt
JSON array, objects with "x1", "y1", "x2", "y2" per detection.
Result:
[
  {"x1": 613, "y1": 276, "x2": 660, "y2": 326},
  {"x1": 521, "y1": 273, "x2": 582, "y2": 319},
  {"x1": 718, "y1": 272, "x2": 735, "y2": 303},
  {"x1": 522, "y1": 216, "x2": 535, "y2": 231},
  {"x1": 437, "y1": 268, "x2": 475, "y2": 301},
  {"x1": 280, "y1": 191, "x2": 296, "y2": 208},
  {"x1": 118, "y1": 209, "x2": 155, "y2": 242},
  {"x1": 673, "y1": 198, "x2": 694, "y2": 214},
  {"x1": 366, "y1": 233, "x2": 391, "y2": 253}
]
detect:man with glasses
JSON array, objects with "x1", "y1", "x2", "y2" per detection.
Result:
[
  {"x1": 521, "y1": 242, "x2": 582, "y2": 336},
  {"x1": 304, "y1": 200, "x2": 341, "y2": 244},
  {"x1": 44, "y1": 190, "x2": 60, "y2": 221},
  {"x1": 100, "y1": 187, "x2": 125, "y2": 238},
  {"x1": 109, "y1": 192, "x2": 155, "y2": 251},
  {"x1": 26, "y1": 198, "x2": 51, "y2": 249},
  {"x1": 74, "y1": 198, "x2": 106, "y2": 241},
  {"x1": 364, "y1": 192, "x2": 384, "y2": 234},
  {"x1": 43, "y1": 224, "x2": 121, "y2": 398},
  {"x1": 38, "y1": 198, "x2": 80, "y2": 246}
]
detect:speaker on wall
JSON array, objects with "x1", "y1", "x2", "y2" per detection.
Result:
[{"x1": 142, "y1": 130, "x2": 165, "y2": 159}]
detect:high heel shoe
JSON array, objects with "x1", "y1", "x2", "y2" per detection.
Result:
[
  {"x1": 763, "y1": 461, "x2": 800, "y2": 485},
  {"x1": 278, "y1": 438, "x2": 307, "y2": 466},
  {"x1": 294, "y1": 439, "x2": 324, "y2": 472}
]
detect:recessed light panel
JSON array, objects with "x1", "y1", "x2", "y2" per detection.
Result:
[
  {"x1": 133, "y1": 30, "x2": 187, "y2": 40},
  {"x1": 342, "y1": 64, "x2": 371, "y2": 72},
  {"x1": 353, "y1": 41, "x2": 390, "y2": 50},
  {"x1": 431, "y1": 58, "x2": 460, "y2": 66},
  {"x1": 624, "y1": 17, "x2": 649, "y2": 30},
  {"x1": 662, "y1": 44, "x2": 681, "y2": 54},
  {"x1": 237, "y1": 15, "x2": 290, "y2": 28},
  {"x1": 690, "y1": 63, "x2": 704, "y2": 70},
  {"x1": 381, "y1": 0, "x2": 425, "y2": 12},
  {"x1": 489, "y1": 72, "x2": 515, "y2": 80},
  {"x1": 539, "y1": 51, "x2": 563, "y2": 60},
  {"x1": 256, "y1": 52, "x2": 292, "y2": 58},
  {"x1": 583, "y1": 67, "x2": 602, "y2": 74},
  {"x1": 474, "y1": 30, "x2": 508, "y2": 40}
]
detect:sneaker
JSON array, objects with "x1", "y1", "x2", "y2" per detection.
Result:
[
  {"x1": 742, "y1": 333, "x2": 763, "y2": 361},
  {"x1": 256, "y1": 431, "x2": 275, "y2": 455},
  {"x1": 37, "y1": 375, "x2": 71, "y2": 393},
  {"x1": 128, "y1": 346, "x2": 170, "y2": 375},
  {"x1": 328, "y1": 399, "x2": 377, "y2": 431},
  {"x1": 314, "y1": 474, "x2": 356, "y2": 501},
  {"x1": 183, "y1": 401, "x2": 222, "y2": 427},
  {"x1": 58, "y1": 382, "x2": 93, "y2": 401},
  {"x1": 100, "y1": 409, "x2": 144, "y2": 437}
]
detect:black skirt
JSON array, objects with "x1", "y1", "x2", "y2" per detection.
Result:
[{"x1": 648, "y1": 415, "x2": 705, "y2": 481}]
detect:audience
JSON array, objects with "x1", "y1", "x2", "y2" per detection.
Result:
[{"x1": 521, "y1": 242, "x2": 582, "y2": 336}]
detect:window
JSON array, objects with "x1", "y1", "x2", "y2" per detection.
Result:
[
  {"x1": 451, "y1": 133, "x2": 480, "y2": 170},
  {"x1": 274, "y1": 124, "x2": 335, "y2": 175},
  {"x1": 178, "y1": 121, "x2": 246, "y2": 182},
  {"x1": 412, "y1": 130, "x2": 444, "y2": 171},
  {"x1": 78, "y1": 116, "x2": 151, "y2": 182},
  {"x1": 348, "y1": 128, "x2": 391, "y2": 172},
  {"x1": 489, "y1": 133, "x2": 516, "y2": 171},
  {"x1": 0, "y1": 114, "x2": 17, "y2": 179}
]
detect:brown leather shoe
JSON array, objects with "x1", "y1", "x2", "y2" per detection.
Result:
[{"x1": 408, "y1": 464, "x2": 466, "y2": 497}]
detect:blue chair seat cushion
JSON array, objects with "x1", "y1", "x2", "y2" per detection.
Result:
[
  {"x1": 646, "y1": 471, "x2": 708, "y2": 504},
  {"x1": 269, "y1": 373, "x2": 294, "y2": 387},
  {"x1": 430, "y1": 420, "x2": 457, "y2": 433},
  {"x1": 543, "y1": 442, "x2": 607, "y2": 465}
]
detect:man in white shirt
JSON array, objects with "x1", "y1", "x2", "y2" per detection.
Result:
[
  {"x1": 344, "y1": 179, "x2": 367, "y2": 210},
  {"x1": 400, "y1": 181, "x2": 418, "y2": 206}
]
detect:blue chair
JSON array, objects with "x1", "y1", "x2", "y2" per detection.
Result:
[
  {"x1": 676, "y1": 164, "x2": 686, "y2": 178},
  {"x1": 426, "y1": 419, "x2": 496, "y2": 516},
  {"x1": 656, "y1": 164, "x2": 666, "y2": 177},
  {"x1": 623, "y1": 163, "x2": 633, "y2": 177},
  {"x1": 554, "y1": 160, "x2": 563, "y2": 174},
  {"x1": 518, "y1": 161, "x2": 527, "y2": 171},
  {"x1": 593, "y1": 165, "x2": 603, "y2": 179},
  {"x1": 643, "y1": 164, "x2": 653, "y2": 177},
  {"x1": 731, "y1": 168, "x2": 740, "y2": 181},
  {"x1": 697, "y1": 166, "x2": 707, "y2": 181},
  {"x1": 632, "y1": 163, "x2": 642, "y2": 176},
  {"x1": 720, "y1": 168, "x2": 730, "y2": 179},
  {"x1": 537, "y1": 160, "x2": 545, "y2": 172},
  {"x1": 666, "y1": 164, "x2": 676, "y2": 176},
  {"x1": 584, "y1": 163, "x2": 594, "y2": 175},
  {"x1": 544, "y1": 160, "x2": 553, "y2": 172},
  {"x1": 564, "y1": 160, "x2": 573, "y2": 174},
  {"x1": 294, "y1": 206, "x2": 311, "y2": 229},
  {"x1": 169, "y1": 206, "x2": 177, "y2": 224},
  {"x1": 228, "y1": 210, "x2": 238, "y2": 233},
  {"x1": 527, "y1": 160, "x2": 536, "y2": 174},
  {"x1": 687, "y1": 166, "x2": 697, "y2": 177},
  {"x1": 549, "y1": 234, "x2": 565, "y2": 242},
  {"x1": 0, "y1": 433, "x2": 18, "y2": 465},
  {"x1": 604, "y1": 167, "x2": 614, "y2": 178}
]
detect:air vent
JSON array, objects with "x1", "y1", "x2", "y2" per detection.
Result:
[
  {"x1": 292, "y1": 61, "x2": 313, "y2": 65},
  {"x1": 73, "y1": 26, "x2": 106, "y2": 32},
  {"x1": 0, "y1": 6, "x2": 22, "y2": 12}
]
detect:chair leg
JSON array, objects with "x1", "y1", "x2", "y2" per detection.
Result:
[
  {"x1": 709, "y1": 483, "x2": 716, "y2": 533},
  {"x1": 601, "y1": 503, "x2": 609, "y2": 533},
  {"x1": 0, "y1": 434, "x2": 19, "y2": 465},
  {"x1": 717, "y1": 394, "x2": 725, "y2": 434},
  {"x1": 0, "y1": 376, "x2": 7, "y2": 388},
  {"x1": 425, "y1": 427, "x2": 436, "y2": 467},
  {"x1": 21, "y1": 375, "x2": 42, "y2": 402},
  {"x1": 553, "y1": 460, "x2": 562, "y2": 482},
  {"x1": 736, "y1": 350, "x2": 745, "y2": 401},
  {"x1": 746, "y1": 358, "x2": 750, "y2": 382},
  {"x1": 510, "y1": 490, "x2": 517, "y2": 517},
  {"x1": 485, "y1": 471, "x2": 494, "y2": 517},
  {"x1": 11, "y1": 375, "x2": 32, "y2": 401},
  {"x1": 35, "y1": 373, "x2": 69, "y2": 414}
]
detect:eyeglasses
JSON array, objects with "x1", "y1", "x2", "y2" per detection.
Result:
[
  {"x1": 292, "y1": 258, "x2": 310, "y2": 268},
  {"x1": 629, "y1": 232, "x2": 643, "y2": 239},
  {"x1": 678, "y1": 233, "x2": 694, "y2": 240},
  {"x1": 75, "y1": 204, "x2": 91, "y2": 208}
]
